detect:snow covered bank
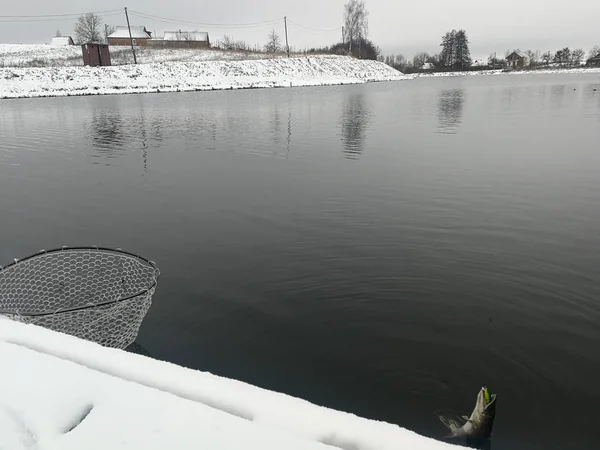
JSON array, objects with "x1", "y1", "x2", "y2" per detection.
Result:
[
  {"x1": 0, "y1": 43, "x2": 291, "y2": 67},
  {"x1": 0, "y1": 55, "x2": 409, "y2": 99},
  {"x1": 0, "y1": 318, "x2": 461, "y2": 450},
  {"x1": 415, "y1": 68, "x2": 600, "y2": 78}
]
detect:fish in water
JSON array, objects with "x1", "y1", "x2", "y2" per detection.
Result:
[{"x1": 439, "y1": 386, "x2": 497, "y2": 441}]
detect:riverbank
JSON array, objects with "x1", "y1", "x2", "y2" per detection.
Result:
[
  {"x1": 414, "y1": 67, "x2": 600, "y2": 77},
  {"x1": 0, "y1": 318, "x2": 461, "y2": 450},
  {"x1": 0, "y1": 55, "x2": 410, "y2": 99}
]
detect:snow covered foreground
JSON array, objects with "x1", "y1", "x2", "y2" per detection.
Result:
[
  {"x1": 0, "y1": 318, "x2": 462, "y2": 450},
  {"x1": 0, "y1": 55, "x2": 410, "y2": 99}
]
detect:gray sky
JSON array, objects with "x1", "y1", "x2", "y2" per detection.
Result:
[{"x1": 1, "y1": 0, "x2": 599, "y2": 59}]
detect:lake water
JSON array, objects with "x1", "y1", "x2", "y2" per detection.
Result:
[{"x1": 1, "y1": 74, "x2": 600, "y2": 450}]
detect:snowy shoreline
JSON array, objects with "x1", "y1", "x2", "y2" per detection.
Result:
[
  {"x1": 0, "y1": 55, "x2": 410, "y2": 100},
  {"x1": 0, "y1": 318, "x2": 463, "y2": 450},
  {"x1": 414, "y1": 67, "x2": 600, "y2": 78}
]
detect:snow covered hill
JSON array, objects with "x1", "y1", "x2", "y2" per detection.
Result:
[
  {"x1": 0, "y1": 43, "x2": 292, "y2": 67},
  {"x1": 0, "y1": 55, "x2": 410, "y2": 99},
  {"x1": 0, "y1": 318, "x2": 463, "y2": 450}
]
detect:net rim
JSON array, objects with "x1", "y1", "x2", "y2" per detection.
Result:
[{"x1": 0, "y1": 246, "x2": 160, "y2": 317}]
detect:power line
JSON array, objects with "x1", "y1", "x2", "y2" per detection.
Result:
[
  {"x1": 0, "y1": 11, "x2": 122, "y2": 23},
  {"x1": 128, "y1": 10, "x2": 283, "y2": 29},
  {"x1": 0, "y1": 9, "x2": 122, "y2": 19},
  {"x1": 287, "y1": 20, "x2": 341, "y2": 33}
]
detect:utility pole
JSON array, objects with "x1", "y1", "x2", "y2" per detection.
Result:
[
  {"x1": 284, "y1": 16, "x2": 289, "y2": 57},
  {"x1": 124, "y1": 7, "x2": 137, "y2": 64}
]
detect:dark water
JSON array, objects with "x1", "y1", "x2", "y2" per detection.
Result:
[{"x1": 1, "y1": 74, "x2": 600, "y2": 450}]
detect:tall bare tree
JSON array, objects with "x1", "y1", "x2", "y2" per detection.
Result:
[
  {"x1": 74, "y1": 13, "x2": 102, "y2": 44},
  {"x1": 590, "y1": 45, "x2": 600, "y2": 58},
  {"x1": 265, "y1": 29, "x2": 281, "y2": 53},
  {"x1": 571, "y1": 48, "x2": 585, "y2": 66},
  {"x1": 343, "y1": 0, "x2": 368, "y2": 54}
]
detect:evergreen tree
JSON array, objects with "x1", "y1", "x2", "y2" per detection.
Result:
[
  {"x1": 454, "y1": 30, "x2": 472, "y2": 70},
  {"x1": 440, "y1": 30, "x2": 456, "y2": 69},
  {"x1": 440, "y1": 29, "x2": 472, "y2": 70}
]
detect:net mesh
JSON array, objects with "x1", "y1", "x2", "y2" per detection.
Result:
[{"x1": 0, "y1": 247, "x2": 159, "y2": 349}]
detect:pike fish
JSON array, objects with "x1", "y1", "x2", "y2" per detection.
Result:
[{"x1": 439, "y1": 386, "x2": 497, "y2": 441}]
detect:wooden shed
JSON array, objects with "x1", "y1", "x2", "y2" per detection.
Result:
[{"x1": 82, "y1": 44, "x2": 111, "y2": 67}]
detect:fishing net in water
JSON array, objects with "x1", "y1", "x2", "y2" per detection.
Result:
[{"x1": 0, "y1": 247, "x2": 159, "y2": 349}]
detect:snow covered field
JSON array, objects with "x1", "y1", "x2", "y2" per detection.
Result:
[
  {"x1": 0, "y1": 43, "x2": 310, "y2": 67},
  {"x1": 0, "y1": 317, "x2": 463, "y2": 450},
  {"x1": 0, "y1": 55, "x2": 410, "y2": 99}
]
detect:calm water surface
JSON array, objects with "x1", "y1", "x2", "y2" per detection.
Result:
[{"x1": 1, "y1": 74, "x2": 600, "y2": 450}]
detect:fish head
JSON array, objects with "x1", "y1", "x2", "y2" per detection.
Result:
[
  {"x1": 476, "y1": 386, "x2": 497, "y2": 416},
  {"x1": 468, "y1": 386, "x2": 497, "y2": 440}
]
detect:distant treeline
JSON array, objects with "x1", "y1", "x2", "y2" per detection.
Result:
[{"x1": 383, "y1": 31, "x2": 600, "y2": 73}]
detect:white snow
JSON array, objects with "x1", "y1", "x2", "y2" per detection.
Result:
[
  {"x1": 0, "y1": 44, "x2": 82, "y2": 67},
  {"x1": 0, "y1": 317, "x2": 463, "y2": 450},
  {"x1": 0, "y1": 55, "x2": 410, "y2": 99},
  {"x1": 0, "y1": 43, "x2": 295, "y2": 68},
  {"x1": 49, "y1": 37, "x2": 74, "y2": 46}
]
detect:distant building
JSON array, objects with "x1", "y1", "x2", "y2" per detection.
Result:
[
  {"x1": 50, "y1": 36, "x2": 74, "y2": 45},
  {"x1": 586, "y1": 54, "x2": 600, "y2": 68},
  {"x1": 506, "y1": 51, "x2": 530, "y2": 69},
  {"x1": 420, "y1": 62, "x2": 434, "y2": 70},
  {"x1": 147, "y1": 31, "x2": 210, "y2": 49},
  {"x1": 163, "y1": 31, "x2": 209, "y2": 43},
  {"x1": 107, "y1": 26, "x2": 152, "y2": 46}
]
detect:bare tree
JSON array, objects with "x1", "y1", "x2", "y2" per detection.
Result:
[
  {"x1": 103, "y1": 24, "x2": 116, "y2": 44},
  {"x1": 525, "y1": 49, "x2": 541, "y2": 67},
  {"x1": 590, "y1": 45, "x2": 600, "y2": 58},
  {"x1": 343, "y1": 0, "x2": 368, "y2": 54},
  {"x1": 218, "y1": 35, "x2": 235, "y2": 50},
  {"x1": 384, "y1": 54, "x2": 409, "y2": 71},
  {"x1": 265, "y1": 29, "x2": 281, "y2": 53},
  {"x1": 74, "y1": 13, "x2": 102, "y2": 44},
  {"x1": 412, "y1": 52, "x2": 430, "y2": 69},
  {"x1": 541, "y1": 51, "x2": 552, "y2": 66},
  {"x1": 55, "y1": 29, "x2": 62, "y2": 37},
  {"x1": 571, "y1": 48, "x2": 585, "y2": 66}
]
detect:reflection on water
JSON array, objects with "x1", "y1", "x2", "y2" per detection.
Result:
[
  {"x1": 437, "y1": 88, "x2": 464, "y2": 134},
  {"x1": 286, "y1": 109, "x2": 292, "y2": 159},
  {"x1": 90, "y1": 107, "x2": 164, "y2": 172},
  {"x1": 91, "y1": 110, "x2": 127, "y2": 155},
  {"x1": 340, "y1": 93, "x2": 370, "y2": 159}
]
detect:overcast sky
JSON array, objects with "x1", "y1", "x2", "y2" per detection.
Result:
[{"x1": 1, "y1": 0, "x2": 599, "y2": 59}]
